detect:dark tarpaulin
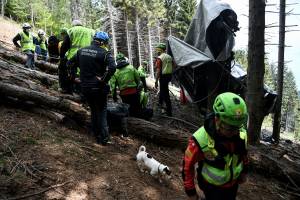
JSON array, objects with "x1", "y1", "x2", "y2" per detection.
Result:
[{"x1": 167, "y1": 0, "x2": 277, "y2": 114}]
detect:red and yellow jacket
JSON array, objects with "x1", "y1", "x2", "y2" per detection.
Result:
[{"x1": 182, "y1": 118, "x2": 249, "y2": 196}]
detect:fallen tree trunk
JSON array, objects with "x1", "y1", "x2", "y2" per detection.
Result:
[
  {"x1": 0, "y1": 82, "x2": 88, "y2": 125},
  {"x1": 249, "y1": 145, "x2": 300, "y2": 190},
  {"x1": 0, "y1": 47, "x2": 58, "y2": 74},
  {"x1": 0, "y1": 59, "x2": 58, "y2": 87},
  {"x1": 0, "y1": 81, "x2": 188, "y2": 149},
  {"x1": 127, "y1": 117, "x2": 189, "y2": 149},
  {"x1": 1, "y1": 71, "x2": 300, "y2": 188}
]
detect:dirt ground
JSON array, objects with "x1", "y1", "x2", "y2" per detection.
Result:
[
  {"x1": 0, "y1": 105, "x2": 297, "y2": 200},
  {"x1": 0, "y1": 17, "x2": 298, "y2": 200}
]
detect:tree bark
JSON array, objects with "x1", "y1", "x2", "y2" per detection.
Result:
[
  {"x1": 106, "y1": 0, "x2": 117, "y2": 56},
  {"x1": 147, "y1": 17, "x2": 155, "y2": 79},
  {"x1": 1, "y1": 0, "x2": 5, "y2": 17},
  {"x1": 0, "y1": 48, "x2": 58, "y2": 74},
  {"x1": 247, "y1": 0, "x2": 266, "y2": 145},
  {"x1": 273, "y1": 0, "x2": 286, "y2": 143},
  {"x1": 70, "y1": 0, "x2": 83, "y2": 21},
  {"x1": 0, "y1": 82, "x2": 89, "y2": 126},
  {"x1": 135, "y1": 12, "x2": 142, "y2": 66},
  {"x1": 0, "y1": 59, "x2": 58, "y2": 86},
  {"x1": 127, "y1": 117, "x2": 188, "y2": 149},
  {"x1": 124, "y1": 11, "x2": 132, "y2": 64}
]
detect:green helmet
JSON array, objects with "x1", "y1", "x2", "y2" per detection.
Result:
[
  {"x1": 213, "y1": 92, "x2": 248, "y2": 127},
  {"x1": 60, "y1": 27, "x2": 68, "y2": 34},
  {"x1": 156, "y1": 43, "x2": 166, "y2": 50},
  {"x1": 116, "y1": 52, "x2": 125, "y2": 61}
]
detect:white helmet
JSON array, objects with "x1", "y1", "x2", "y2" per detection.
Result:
[
  {"x1": 38, "y1": 29, "x2": 45, "y2": 35},
  {"x1": 72, "y1": 19, "x2": 82, "y2": 26},
  {"x1": 22, "y1": 23, "x2": 31, "y2": 29}
]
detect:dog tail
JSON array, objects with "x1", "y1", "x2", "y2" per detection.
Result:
[{"x1": 139, "y1": 145, "x2": 146, "y2": 152}]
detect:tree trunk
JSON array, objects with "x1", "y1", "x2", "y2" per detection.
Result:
[
  {"x1": 124, "y1": 11, "x2": 132, "y2": 64},
  {"x1": 273, "y1": 0, "x2": 286, "y2": 143},
  {"x1": 247, "y1": 0, "x2": 266, "y2": 145},
  {"x1": 0, "y1": 48, "x2": 58, "y2": 74},
  {"x1": 147, "y1": 17, "x2": 154, "y2": 78},
  {"x1": 0, "y1": 82, "x2": 89, "y2": 126},
  {"x1": 31, "y1": 4, "x2": 34, "y2": 27},
  {"x1": 127, "y1": 117, "x2": 188, "y2": 149},
  {"x1": 1, "y1": 0, "x2": 5, "y2": 17},
  {"x1": 70, "y1": 0, "x2": 83, "y2": 21},
  {"x1": 0, "y1": 59, "x2": 57, "y2": 87},
  {"x1": 106, "y1": 0, "x2": 117, "y2": 56},
  {"x1": 135, "y1": 12, "x2": 142, "y2": 66}
]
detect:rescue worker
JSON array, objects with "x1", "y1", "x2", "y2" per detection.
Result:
[
  {"x1": 13, "y1": 23, "x2": 37, "y2": 69},
  {"x1": 58, "y1": 27, "x2": 68, "y2": 55},
  {"x1": 37, "y1": 29, "x2": 48, "y2": 60},
  {"x1": 138, "y1": 61, "x2": 148, "y2": 92},
  {"x1": 154, "y1": 43, "x2": 173, "y2": 116},
  {"x1": 47, "y1": 34, "x2": 59, "y2": 63},
  {"x1": 59, "y1": 19, "x2": 95, "y2": 94},
  {"x1": 182, "y1": 92, "x2": 249, "y2": 200},
  {"x1": 110, "y1": 53, "x2": 141, "y2": 118},
  {"x1": 68, "y1": 31, "x2": 116, "y2": 145}
]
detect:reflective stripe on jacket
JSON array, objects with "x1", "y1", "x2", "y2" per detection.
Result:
[
  {"x1": 193, "y1": 127, "x2": 247, "y2": 186},
  {"x1": 19, "y1": 32, "x2": 35, "y2": 52},
  {"x1": 158, "y1": 53, "x2": 172, "y2": 75},
  {"x1": 66, "y1": 26, "x2": 95, "y2": 60}
]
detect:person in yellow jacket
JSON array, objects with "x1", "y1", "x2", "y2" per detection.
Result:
[
  {"x1": 155, "y1": 43, "x2": 173, "y2": 116},
  {"x1": 36, "y1": 29, "x2": 48, "y2": 60},
  {"x1": 13, "y1": 23, "x2": 37, "y2": 69},
  {"x1": 182, "y1": 92, "x2": 249, "y2": 200},
  {"x1": 110, "y1": 53, "x2": 141, "y2": 117},
  {"x1": 59, "y1": 20, "x2": 95, "y2": 94}
]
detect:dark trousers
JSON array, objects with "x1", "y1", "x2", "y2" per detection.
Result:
[
  {"x1": 159, "y1": 74, "x2": 172, "y2": 115},
  {"x1": 83, "y1": 88, "x2": 109, "y2": 144},
  {"x1": 201, "y1": 183, "x2": 238, "y2": 200},
  {"x1": 120, "y1": 92, "x2": 141, "y2": 118},
  {"x1": 58, "y1": 58, "x2": 73, "y2": 93},
  {"x1": 24, "y1": 50, "x2": 35, "y2": 69}
]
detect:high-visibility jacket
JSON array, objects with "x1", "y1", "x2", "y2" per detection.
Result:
[
  {"x1": 158, "y1": 53, "x2": 172, "y2": 75},
  {"x1": 140, "y1": 90, "x2": 149, "y2": 108},
  {"x1": 110, "y1": 64, "x2": 140, "y2": 96},
  {"x1": 66, "y1": 26, "x2": 95, "y2": 60},
  {"x1": 19, "y1": 32, "x2": 35, "y2": 52},
  {"x1": 38, "y1": 36, "x2": 47, "y2": 51},
  {"x1": 193, "y1": 127, "x2": 247, "y2": 186},
  {"x1": 138, "y1": 65, "x2": 146, "y2": 78}
]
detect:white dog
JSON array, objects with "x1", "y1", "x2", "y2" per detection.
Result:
[{"x1": 136, "y1": 145, "x2": 171, "y2": 181}]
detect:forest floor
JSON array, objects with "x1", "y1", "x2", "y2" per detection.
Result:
[
  {"x1": 0, "y1": 105, "x2": 297, "y2": 200},
  {"x1": 0, "y1": 17, "x2": 299, "y2": 200}
]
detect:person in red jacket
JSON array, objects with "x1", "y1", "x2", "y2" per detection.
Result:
[{"x1": 182, "y1": 92, "x2": 249, "y2": 200}]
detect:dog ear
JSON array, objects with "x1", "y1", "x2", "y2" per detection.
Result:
[
  {"x1": 163, "y1": 167, "x2": 171, "y2": 175},
  {"x1": 139, "y1": 145, "x2": 146, "y2": 152}
]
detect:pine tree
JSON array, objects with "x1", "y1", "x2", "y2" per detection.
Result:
[{"x1": 173, "y1": 0, "x2": 196, "y2": 39}]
